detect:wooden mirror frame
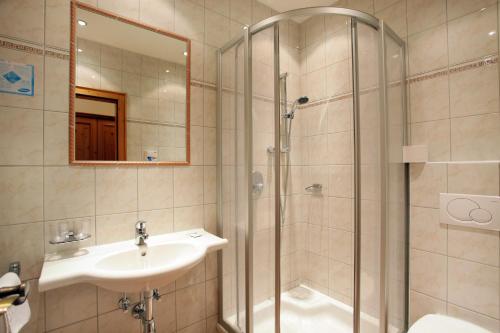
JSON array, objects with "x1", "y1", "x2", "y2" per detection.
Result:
[{"x1": 69, "y1": 0, "x2": 191, "y2": 166}]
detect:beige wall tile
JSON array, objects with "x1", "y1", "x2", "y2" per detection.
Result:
[
  {"x1": 410, "y1": 74, "x2": 449, "y2": 122},
  {"x1": 374, "y1": 0, "x2": 399, "y2": 12},
  {"x1": 447, "y1": 303, "x2": 500, "y2": 332},
  {"x1": 449, "y1": 63, "x2": 499, "y2": 118},
  {"x1": 0, "y1": 222, "x2": 44, "y2": 280},
  {"x1": 376, "y1": 0, "x2": 407, "y2": 38},
  {"x1": 410, "y1": 249, "x2": 447, "y2": 299},
  {"x1": 329, "y1": 197, "x2": 353, "y2": 231},
  {"x1": 44, "y1": 166, "x2": 95, "y2": 220},
  {"x1": 95, "y1": 212, "x2": 137, "y2": 244},
  {"x1": 0, "y1": 106, "x2": 42, "y2": 165},
  {"x1": 138, "y1": 208, "x2": 173, "y2": 236},
  {"x1": 447, "y1": 163, "x2": 500, "y2": 195},
  {"x1": 174, "y1": 205, "x2": 204, "y2": 231},
  {"x1": 329, "y1": 229, "x2": 353, "y2": 265},
  {"x1": 230, "y1": 0, "x2": 251, "y2": 25},
  {"x1": 139, "y1": 0, "x2": 174, "y2": 31},
  {"x1": 45, "y1": 283, "x2": 97, "y2": 331},
  {"x1": 410, "y1": 163, "x2": 447, "y2": 208},
  {"x1": 407, "y1": 0, "x2": 446, "y2": 35},
  {"x1": 411, "y1": 119, "x2": 451, "y2": 161},
  {"x1": 44, "y1": 56, "x2": 70, "y2": 112},
  {"x1": 49, "y1": 317, "x2": 97, "y2": 333},
  {"x1": 96, "y1": 167, "x2": 137, "y2": 215},
  {"x1": 177, "y1": 260, "x2": 206, "y2": 290},
  {"x1": 448, "y1": 257, "x2": 499, "y2": 318},
  {"x1": 448, "y1": 5, "x2": 498, "y2": 65},
  {"x1": 174, "y1": 0, "x2": 205, "y2": 42},
  {"x1": 410, "y1": 206, "x2": 447, "y2": 255},
  {"x1": 450, "y1": 113, "x2": 500, "y2": 161},
  {"x1": 0, "y1": 0, "x2": 44, "y2": 44},
  {"x1": 327, "y1": 132, "x2": 353, "y2": 165},
  {"x1": 448, "y1": 226, "x2": 499, "y2": 266},
  {"x1": 447, "y1": 0, "x2": 497, "y2": 20},
  {"x1": 176, "y1": 283, "x2": 206, "y2": 329},
  {"x1": 138, "y1": 167, "x2": 173, "y2": 211},
  {"x1": 0, "y1": 167, "x2": 43, "y2": 225},
  {"x1": 98, "y1": 0, "x2": 140, "y2": 19},
  {"x1": 204, "y1": 166, "x2": 216, "y2": 204},
  {"x1": 205, "y1": 9, "x2": 230, "y2": 48},
  {"x1": 44, "y1": 111, "x2": 68, "y2": 166},
  {"x1": 408, "y1": 24, "x2": 448, "y2": 75},
  {"x1": 178, "y1": 320, "x2": 207, "y2": 333},
  {"x1": 204, "y1": 127, "x2": 216, "y2": 165},
  {"x1": 173, "y1": 166, "x2": 204, "y2": 207},
  {"x1": 409, "y1": 291, "x2": 446, "y2": 326},
  {"x1": 98, "y1": 309, "x2": 140, "y2": 333},
  {"x1": 151, "y1": 291, "x2": 176, "y2": 331},
  {"x1": 45, "y1": 0, "x2": 70, "y2": 50}
]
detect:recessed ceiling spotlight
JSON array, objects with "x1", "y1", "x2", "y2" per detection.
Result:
[
  {"x1": 183, "y1": 51, "x2": 188, "y2": 56},
  {"x1": 488, "y1": 31, "x2": 496, "y2": 36},
  {"x1": 165, "y1": 69, "x2": 170, "y2": 73},
  {"x1": 242, "y1": 26, "x2": 248, "y2": 30},
  {"x1": 78, "y1": 19, "x2": 87, "y2": 26},
  {"x1": 77, "y1": 48, "x2": 83, "y2": 53}
]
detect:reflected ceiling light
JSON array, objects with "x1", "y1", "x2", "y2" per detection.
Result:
[
  {"x1": 77, "y1": 48, "x2": 83, "y2": 53},
  {"x1": 165, "y1": 69, "x2": 170, "y2": 73},
  {"x1": 489, "y1": 31, "x2": 496, "y2": 36},
  {"x1": 243, "y1": 26, "x2": 248, "y2": 30},
  {"x1": 78, "y1": 19, "x2": 87, "y2": 26},
  {"x1": 183, "y1": 51, "x2": 188, "y2": 56}
]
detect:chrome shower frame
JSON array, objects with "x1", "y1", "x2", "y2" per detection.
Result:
[{"x1": 216, "y1": 6, "x2": 408, "y2": 333}]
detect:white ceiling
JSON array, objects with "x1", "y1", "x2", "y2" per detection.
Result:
[{"x1": 77, "y1": 8, "x2": 187, "y2": 65}]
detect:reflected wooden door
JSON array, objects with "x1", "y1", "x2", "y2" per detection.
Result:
[{"x1": 76, "y1": 116, "x2": 117, "y2": 161}]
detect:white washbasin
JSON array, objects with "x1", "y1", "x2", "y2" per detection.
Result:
[{"x1": 39, "y1": 229, "x2": 227, "y2": 293}]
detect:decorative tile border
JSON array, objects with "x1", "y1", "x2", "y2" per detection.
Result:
[
  {"x1": 408, "y1": 55, "x2": 498, "y2": 84},
  {"x1": 2, "y1": 38, "x2": 497, "y2": 110},
  {"x1": 0, "y1": 38, "x2": 71, "y2": 60},
  {"x1": 0, "y1": 39, "x2": 44, "y2": 56},
  {"x1": 45, "y1": 49, "x2": 70, "y2": 60}
]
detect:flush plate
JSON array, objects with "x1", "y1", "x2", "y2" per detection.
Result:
[{"x1": 440, "y1": 193, "x2": 500, "y2": 231}]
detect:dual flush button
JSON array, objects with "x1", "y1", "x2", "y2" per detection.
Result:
[{"x1": 440, "y1": 193, "x2": 499, "y2": 231}]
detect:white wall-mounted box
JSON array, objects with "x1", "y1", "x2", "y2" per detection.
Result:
[
  {"x1": 403, "y1": 145, "x2": 428, "y2": 163},
  {"x1": 440, "y1": 193, "x2": 500, "y2": 231}
]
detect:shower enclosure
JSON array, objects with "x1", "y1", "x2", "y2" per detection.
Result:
[{"x1": 216, "y1": 7, "x2": 407, "y2": 333}]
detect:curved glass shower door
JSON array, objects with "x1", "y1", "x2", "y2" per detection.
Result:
[{"x1": 217, "y1": 7, "x2": 407, "y2": 333}]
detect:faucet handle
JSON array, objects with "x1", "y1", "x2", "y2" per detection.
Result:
[{"x1": 135, "y1": 221, "x2": 147, "y2": 232}]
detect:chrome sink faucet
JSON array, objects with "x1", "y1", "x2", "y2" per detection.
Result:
[{"x1": 135, "y1": 221, "x2": 149, "y2": 254}]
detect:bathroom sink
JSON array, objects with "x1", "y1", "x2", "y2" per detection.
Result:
[{"x1": 39, "y1": 229, "x2": 227, "y2": 293}]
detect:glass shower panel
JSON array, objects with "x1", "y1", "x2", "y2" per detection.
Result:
[
  {"x1": 357, "y1": 21, "x2": 382, "y2": 333},
  {"x1": 384, "y1": 33, "x2": 407, "y2": 333},
  {"x1": 220, "y1": 40, "x2": 248, "y2": 332},
  {"x1": 251, "y1": 25, "x2": 277, "y2": 333}
]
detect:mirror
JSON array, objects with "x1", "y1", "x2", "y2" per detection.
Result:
[{"x1": 70, "y1": 2, "x2": 190, "y2": 165}]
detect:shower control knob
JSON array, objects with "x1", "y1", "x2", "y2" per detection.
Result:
[
  {"x1": 152, "y1": 289, "x2": 161, "y2": 301},
  {"x1": 118, "y1": 296, "x2": 131, "y2": 312}
]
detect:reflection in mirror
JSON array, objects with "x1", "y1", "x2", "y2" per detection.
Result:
[{"x1": 71, "y1": 3, "x2": 190, "y2": 164}]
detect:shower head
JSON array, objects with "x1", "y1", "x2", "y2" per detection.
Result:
[{"x1": 284, "y1": 96, "x2": 309, "y2": 119}]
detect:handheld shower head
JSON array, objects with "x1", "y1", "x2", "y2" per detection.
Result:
[
  {"x1": 296, "y1": 96, "x2": 309, "y2": 105},
  {"x1": 284, "y1": 96, "x2": 309, "y2": 119}
]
